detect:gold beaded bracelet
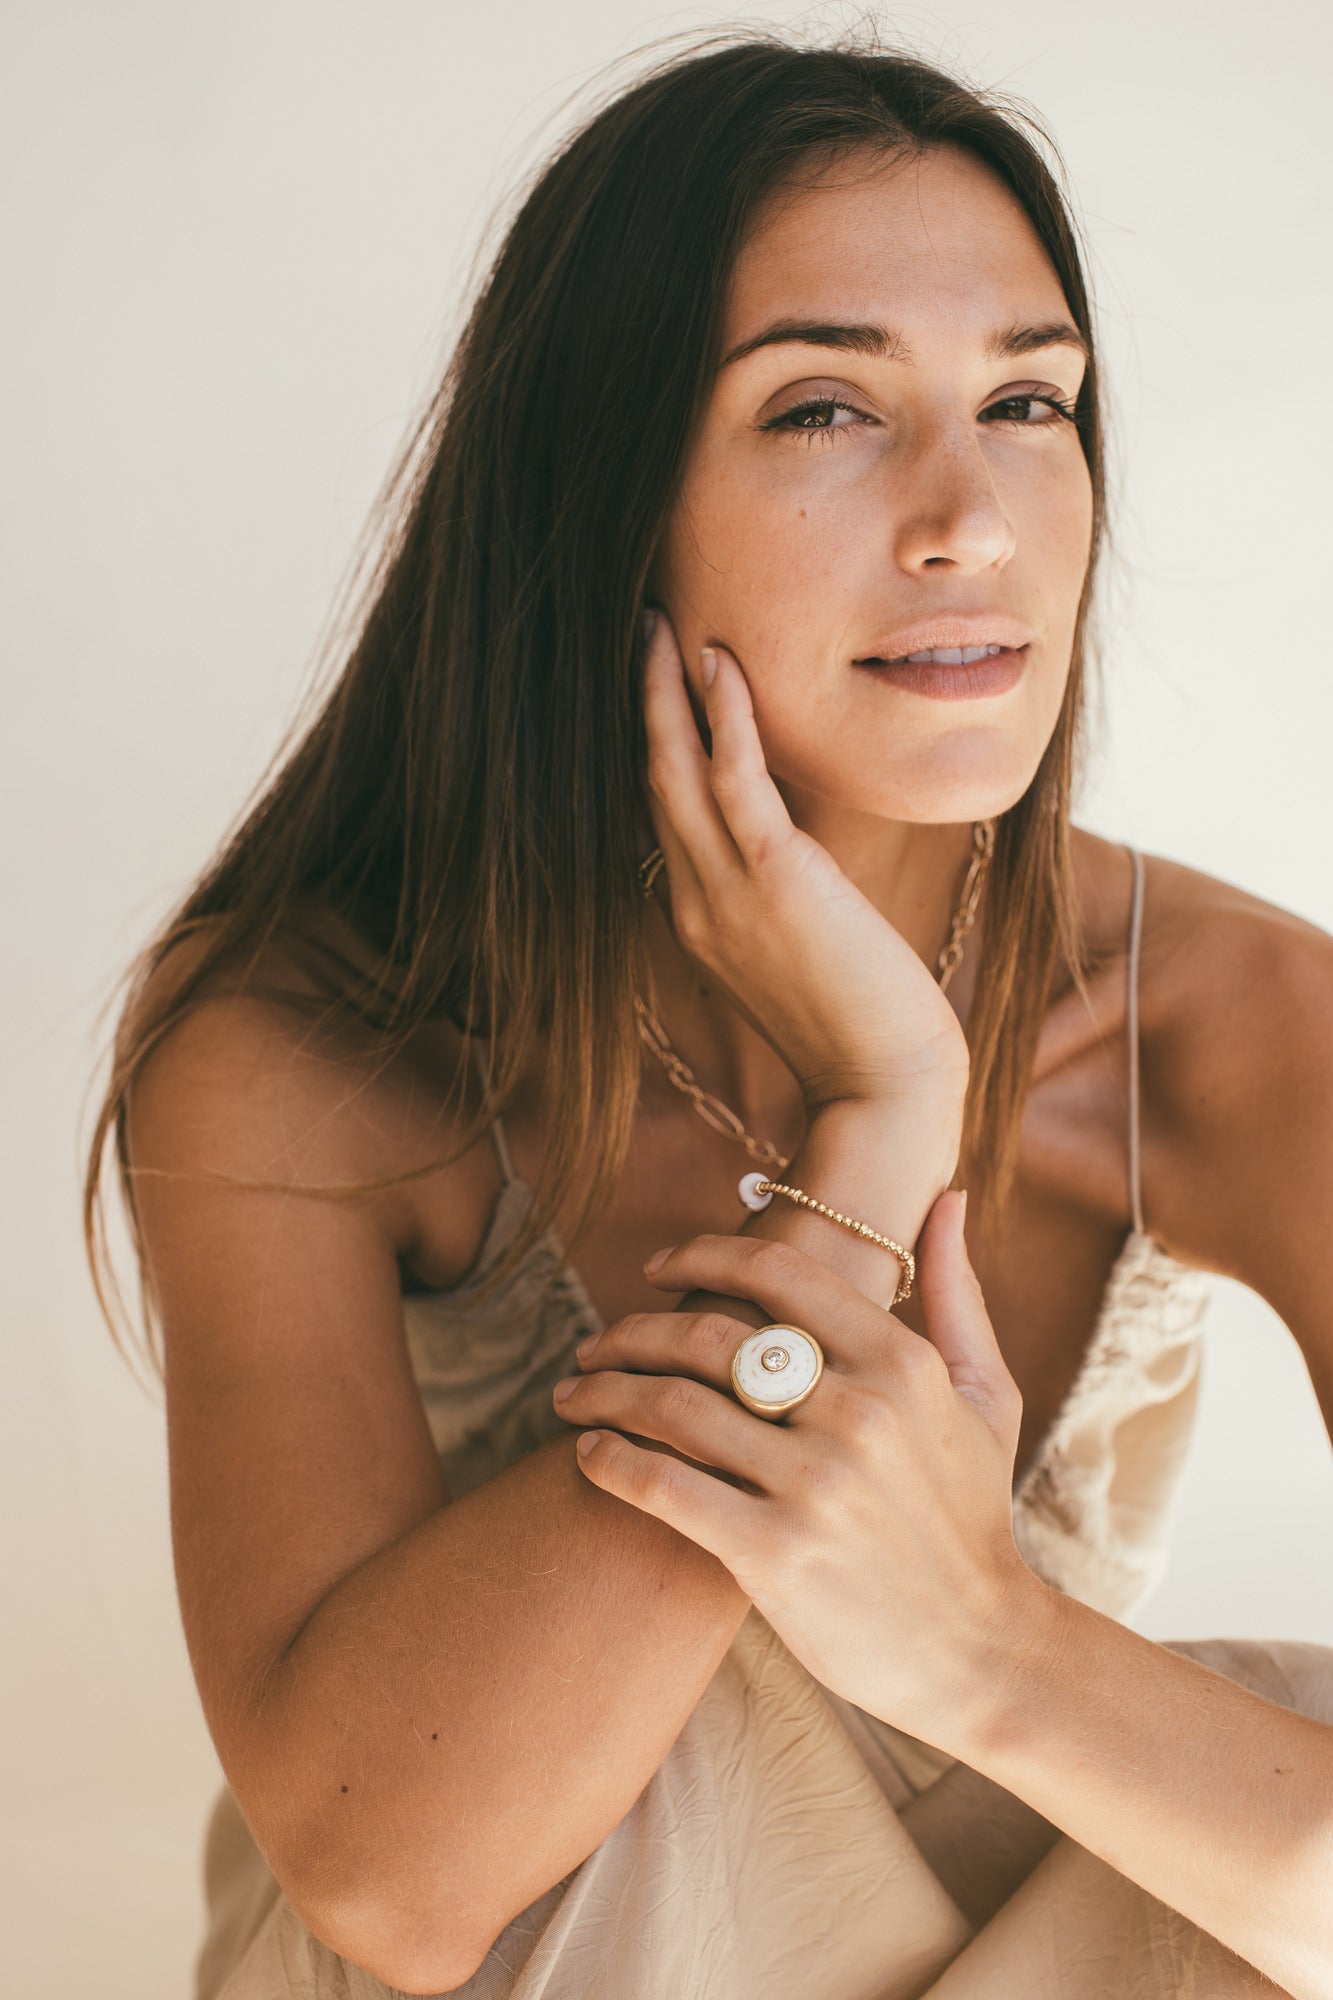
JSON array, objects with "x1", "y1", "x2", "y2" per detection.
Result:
[{"x1": 739, "y1": 1171, "x2": 915, "y2": 1306}]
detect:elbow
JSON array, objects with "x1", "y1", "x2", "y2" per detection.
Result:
[
  {"x1": 299, "y1": 1888, "x2": 491, "y2": 1995},
  {"x1": 340, "y1": 1925, "x2": 489, "y2": 1996},
  {"x1": 229, "y1": 1696, "x2": 499, "y2": 1988},
  {"x1": 276, "y1": 1841, "x2": 494, "y2": 1994}
]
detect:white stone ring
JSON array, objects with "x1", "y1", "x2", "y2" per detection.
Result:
[{"x1": 730, "y1": 1324, "x2": 825, "y2": 1422}]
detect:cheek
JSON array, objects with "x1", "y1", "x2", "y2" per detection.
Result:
[
  {"x1": 660, "y1": 448, "x2": 868, "y2": 645},
  {"x1": 1015, "y1": 451, "x2": 1095, "y2": 622}
]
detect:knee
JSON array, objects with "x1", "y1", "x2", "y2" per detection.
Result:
[{"x1": 1161, "y1": 1634, "x2": 1333, "y2": 1725}]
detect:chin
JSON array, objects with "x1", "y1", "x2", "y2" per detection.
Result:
[{"x1": 787, "y1": 735, "x2": 1049, "y2": 828}]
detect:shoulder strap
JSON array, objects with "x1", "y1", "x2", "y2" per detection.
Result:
[
  {"x1": 1124, "y1": 845, "x2": 1147, "y2": 1237},
  {"x1": 467, "y1": 1035, "x2": 517, "y2": 1187}
]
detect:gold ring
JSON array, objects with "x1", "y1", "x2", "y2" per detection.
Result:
[{"x1": 730, "y1": 1324, "x2": 824, "y2": 1421}]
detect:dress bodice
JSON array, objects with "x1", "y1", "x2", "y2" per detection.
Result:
[{"x1": 402, "y1": 1177, "x2": 1210, "y2": 1628}]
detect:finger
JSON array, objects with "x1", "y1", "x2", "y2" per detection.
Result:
[
  {"x1": 643, "y1": 779, "x2": 704, "y2": 916},
  {"x1": 914, "y1": 1191, "x2": 1022, "y2": 1443},
  {"x1": 574, "y1": 1308, "x2": 751, "y2": 1393},
  {"x1": 571, "y1": 1425, "x2": 763, "y2": 1572},
  {"x1": 702, "y1": 644, "x2": 799, "y2": 866},
  {"x1": 642, "y1": 1233, "x2": 917, "y2": 1378},
  {"x1": 642, "y1": 612, "x2": 743, "y2": 872},
  {"x1": 554, "y1": 1368, "x2": 784, "y2": 1490}
]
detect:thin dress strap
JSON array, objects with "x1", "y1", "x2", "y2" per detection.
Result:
[
  {"x1": 467, "y1": 1035, "x2": 517, "y2": 1187},
  {"x1": 1124, "y1": 845, "x2": 1147, "y2": 1238}
]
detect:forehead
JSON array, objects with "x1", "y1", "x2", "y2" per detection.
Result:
[{"x1": 723, "y1": 143, "x2": 1068, "y2": 344}]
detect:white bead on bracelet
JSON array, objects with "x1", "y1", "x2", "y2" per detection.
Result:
[{"x1": 738, "y1": 1170, "x2": 915, "y2": 1305}]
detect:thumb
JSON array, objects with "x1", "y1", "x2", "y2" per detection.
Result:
[{"x1": 914, "y1": 1189, "x2": 1021, "y2": 1442}]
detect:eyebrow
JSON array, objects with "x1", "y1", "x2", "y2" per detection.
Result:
[{"x1": 718, "y1": 317, "x2": 1090, "y2": 370}]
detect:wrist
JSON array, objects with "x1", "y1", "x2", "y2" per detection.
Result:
[
  {"x1": 802, "y1": 1033, "x2": 969, "y2": 1122},
  {"x1": 771, "y1": 1089, "x2": 963, "y2": 1302},
  {"x1": 805, "y1": 1075, "x2": 966, "y2": 1196},
  {"x1": 939, "y1": 1564, "x2": 1072, "y2": 1765}
]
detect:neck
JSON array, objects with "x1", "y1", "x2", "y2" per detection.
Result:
[{"x1": 635, "y1": 785, "x2": 981, "y2": 1147}]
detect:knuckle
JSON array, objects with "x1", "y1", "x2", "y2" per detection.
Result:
[
  {"x1": 653, "y1": 1375, "x2": 700, "y2": 1422},
  {"x1": 639, "y1": 1449, "x2": 683, "y2": 1507},
  {"x1": 986, "y1": 1358, "x2": 1019, "y2": 1404},
  {"x1": 693, "y1": 1311, "x2": 742, "y2": 1361},
  {"x1": 995, "y1": 1375, "x2": 1024, "y2": 1429},
  {"x1": 746, "y1": 831, "x2": 788, "y2": 876},
  {"x1": 671, "y1": 903, "x2": 711, "y2": 955},
  {"x1": 743, "y1": 1237, "x2": 805, "y2": 1288},
  {"x1": 836, "y1": 1385, "x2": 896, "y2": 1450},
  {"x1": 894, "y1": 1333, "x2": 939, "y2": 1384}
]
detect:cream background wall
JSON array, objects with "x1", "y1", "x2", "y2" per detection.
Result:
[{"x1": 5, "y1": 3, "x2": 1332, "y2": 1993}]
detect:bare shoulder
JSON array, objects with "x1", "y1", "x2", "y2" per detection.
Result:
[
  {"x1": 125, "y1": 910, "x2": 500, "y2": 1289},
  {"x1": 1136, "y1": 848, "x2": 1333, "y2": 1117},
  {"x1": 1132, "y1": 848, "x2": 1333, "y2": 1283}
]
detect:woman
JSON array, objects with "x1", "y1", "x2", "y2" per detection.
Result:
[{"x1": 86, "y1": 32, "x2": 1333, "y2": 2000}]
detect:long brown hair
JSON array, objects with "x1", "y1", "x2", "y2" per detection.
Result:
[{"x1": 84, "y1": 28, "x2": 1103, "y2": 1384}]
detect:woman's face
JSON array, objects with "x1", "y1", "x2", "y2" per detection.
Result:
[{"x1": 652, "y1": 142, "x2": 1094, "y2": 826}]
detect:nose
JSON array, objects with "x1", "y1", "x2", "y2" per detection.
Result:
[{"x1": 890, "y1": 426, "x2": 1017, "y2": 575}]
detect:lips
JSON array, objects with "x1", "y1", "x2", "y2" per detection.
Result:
[
  {"x1": 854, "y1": 616, "x2": 1034, "y2": 664},
  {"x1": 854, "y1": 643, "x2": 1028, "y2": 702}
]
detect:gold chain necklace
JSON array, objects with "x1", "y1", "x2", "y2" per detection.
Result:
[{"x1": 634, "y1": 818, "x2": 995, "y2": 1174}]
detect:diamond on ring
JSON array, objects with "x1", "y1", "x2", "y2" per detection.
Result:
[{"x1": 760, "y1": 1346, "x2": 790, "y2": 1372}]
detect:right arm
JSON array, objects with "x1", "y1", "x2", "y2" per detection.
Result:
[
  {"x1": 132, "y1": 998, "x2": 961, "y2": 1995},
  {"x1": 147, "y1": 615, "x2": 974, "y2": 1992}
]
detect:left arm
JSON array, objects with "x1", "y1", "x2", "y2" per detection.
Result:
[
  {"x1": 557, "y1": 815, "x2": 1333, "y2": 1994},
  {"x1": 957, "y1": 1572, "x2": 1333, "y2": 2000},
  {"x1": 552, "y1": 908, "x2": 1333, "y2": 2000}
]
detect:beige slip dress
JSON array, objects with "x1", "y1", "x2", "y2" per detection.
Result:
[{"x1": 195, "y1": 847, "x2": 1333, "y2": 1998}]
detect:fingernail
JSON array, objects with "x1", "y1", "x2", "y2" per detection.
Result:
[
  {"x1": 640, "y1": 608, "x2": 658, "y2": 644},
  {"x1": 700, "y1": 647, "x2": 718, "y2": 688},
  {"x1": 576, "y1": 1431, "x2": 602, "y2": 1458},
  {"x1": 575, "y1": 1332, "x2": 600, "y2": 1361},
  {"x1": 553, "y1": 1376, "x2": 578, "y2": 1403},
  {"x1": 644, "y1": 1244, "x2": 676, "y2": 1274}
]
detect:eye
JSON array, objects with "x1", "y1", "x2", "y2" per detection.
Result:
[
  {"x1": 982, "y1": 389, "x2": 1079, "y2": 428},
  {"x1": 759, "y1": 395, "x2": 872, "y2": 444}
]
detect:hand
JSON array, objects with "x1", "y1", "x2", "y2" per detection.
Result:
[
  {"x1": 551, "y1": 1189, "x2": 1044, "y2": 1752},
  {"x1": 640, "y1": 610, "x2": 970, "y2": 1110}
]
